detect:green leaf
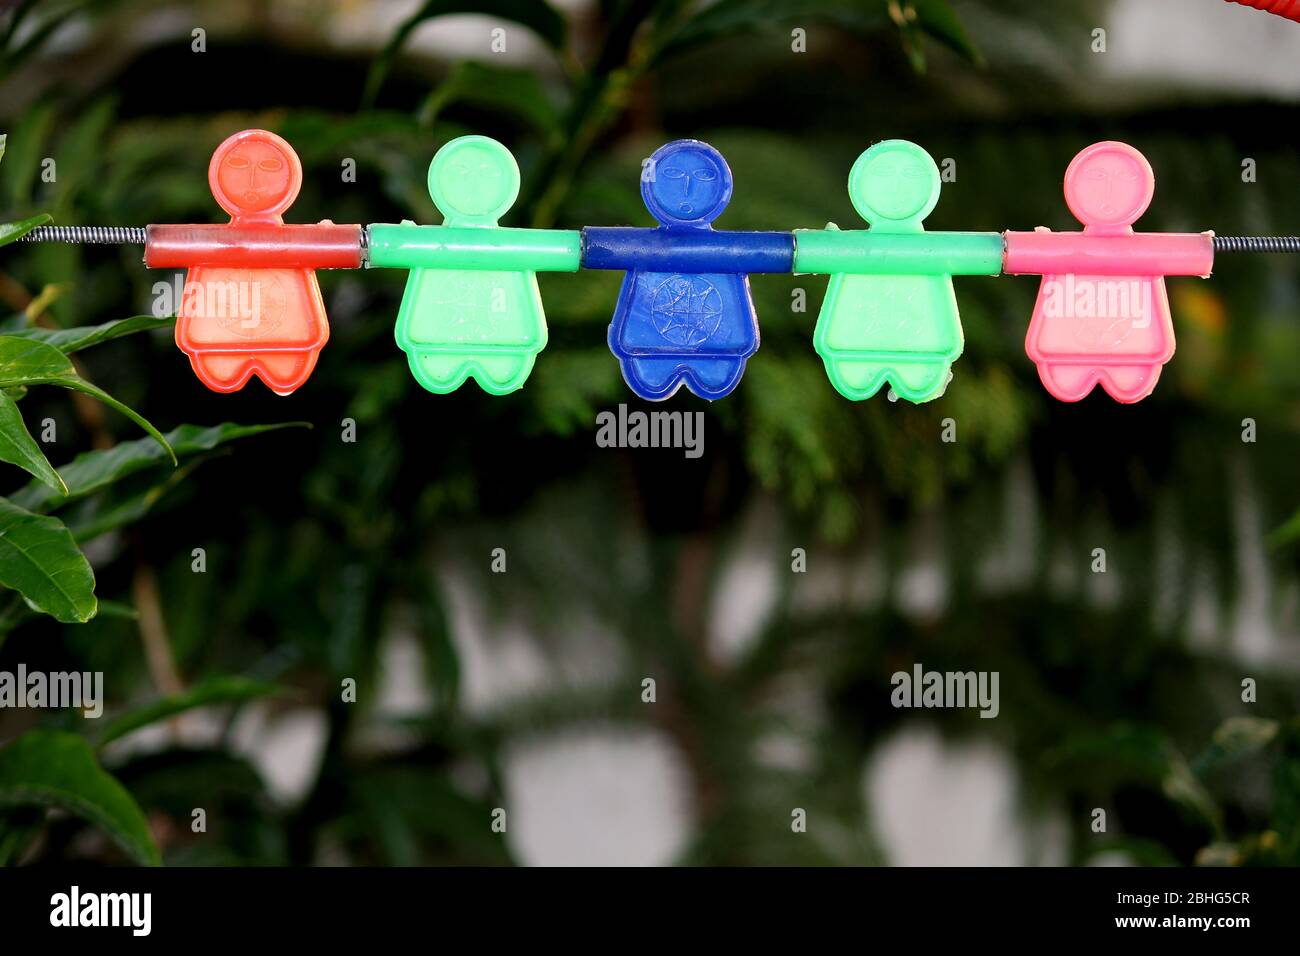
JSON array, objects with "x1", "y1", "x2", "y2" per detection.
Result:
[
  {"x1": 0, "y1": 336, "x2": 174, "y2": 463},
  {"x1": 657, "y1": 0, "x2": 980, "y2": 69},
  {"x1": 5, "y1": 314, "x2": 175, "y2": 354},
  {"x1": 658, "y1": 0, "x2": 888, "y2": 63},
  {"x1": 98, "y1": 676, "x2": 286, "y2": 748},
  {"x1": 0, "y1": 2, "x2": 86, "y2": 74},
  {"x1": 0, "y1": 807, "x2": 43, "y2": 865},
  {"x1": 1047, "y1": 722, "x2": 1220, "y2": 833},
  {"x1": 94, "y1": 598, "x2": 137, "y2": 620},
  {"x1": 3, "y1": 2, "x2": 42, "y2": 50},
  {"x1": 910, "y1": 0, "x2": 983, "y2": 65},
  {"x1": 1194, "y1": 716, "x2": 1281, "y2": 774},
  {"x1": 0, "y1": 133, "x2": 6, "y2": 165},
  {"x1": 10, "y1": 421, "x2": 306, "y2": 513},
  {"x1": 0, "y1": 730, "x2": 159, "y2": 865},
  {"x1": 19, "y1": 282, "x2": 63, "y2": 323},
  {"x1": 67, "y1": 456, "x2": 206, "y2": 543},
  {"x1": 1195, "y1": 842, "x2": 1244, "y2": 867},
  {"x1": 1, "y1": 104, "x2": 53, "y2": 209},
  {"x1": 1162, "y1": 752, "x2": 1222, "y2": 836},
  {"x1": 1214, "y1": 715, "x2": 1279, "y2": 752},
  {"x1": 0, "y1": 391, "x2": 66, "y2": 493},
  {"x1": 47, "y1": 97, "x2": 115, "y2": 216},
  {"x1": 0, "y1": 497, "x2": 95, "y2": 621},
  {"x1": 0, "y1": 212, "x2": 50, "y2": 247},
  {"x1": 405, "y1": 565, "x2": 460, "y2": 714},
  {"x1": 363, "y1": 0, "x2": 567, "y2": 106},
  {"x1": 348, "y1": 764, "x2": 514, "y2": 865},
  {"x1": 419, "y1": 61, "x2": 560, "y2": 135},
  {"x1": 1273, "y1": 753, "x2": 1300, "y2": 860},
  {"x1": 1268, "y1": 506, "x2": 1300, "y2": 549}
]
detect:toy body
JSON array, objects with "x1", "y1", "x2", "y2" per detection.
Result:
[
  {"x1": 370, "y1": 136, "x2": 580, "y2": 395},
  {"x1": 796, "y1": 140, "x2": 1002, "y2": 402},
  {"x1": 584, "y1": 140, "x2": 792, "y2": 401},
  {"x1": 402, "y1": 266, "x2": 536, "y2": 393},
  {"x1": 143, "y1": 130, "x2": 348, "y2": 394},
  {"x1": 1004, "y1": 141, "x2": 1213, "y2": 403}
]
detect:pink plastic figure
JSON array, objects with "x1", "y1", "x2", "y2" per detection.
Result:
[{"x1": 1004, "y1": 141, "x2": 1213, "y2": 403}]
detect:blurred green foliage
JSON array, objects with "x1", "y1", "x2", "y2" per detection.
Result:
[{"x1": 0, "y1": 0, "x2": 1297, "y2": 866}]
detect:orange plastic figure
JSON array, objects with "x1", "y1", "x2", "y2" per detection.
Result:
[{"x1": 145, "y1": 129, "x2": 361, "y2": 394}]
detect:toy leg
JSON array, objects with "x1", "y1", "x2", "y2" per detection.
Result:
[
  {"x1": 192, "y1": 353, "x2": 255, "y2": 393},
  {"x1": 624, "y1": 357, "x2": 687, "y2": 401},
  {"x1": 684, "y1": 357, "x2": 746, "y2": 400},
  {"x1": 823, "y1": 358, "x2": 889, "y2": 401},
  {"x1": 467, "y1": 352, "x2": 535, "y2": 396},
  {"x1": 254, "y1": 351, "x2": 318, "y2": 396},
  {"x1": 1037, "y1": 363, "x2": 1100, "y2": 402},
  {"x1": 408, "y1": 352, "x2": 472, "y2": 394},
  {"x1": 1099, "y1": 364, "x2": 1161, "y2": 404},
  {"x1": 889, "y1": 360, "x2": 952, "y2": 403}
]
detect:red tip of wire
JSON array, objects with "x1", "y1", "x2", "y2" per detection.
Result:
[{"x1": 1223, "y1": 0, "x2": 1300, "y2": 23}]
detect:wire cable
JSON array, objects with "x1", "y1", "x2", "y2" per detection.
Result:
[{"x1": 19, "y1": 225, "x2": 147, "y2": 244}]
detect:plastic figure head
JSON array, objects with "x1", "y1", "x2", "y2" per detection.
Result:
[
  {"x1": 208, "y1": 129, "x2": 302, "y2": 221},
  {"x1": 848, "y1": 140, "x2": 940, "y2": 231},
  {"x1": 428, "y1": 135, "x2": 521, "y2": 227},
  {"x1": 1063, "y1": 141, "x2": 1154, "y2": 233},
  {"x1": 641, "y1": 140, "x2": 733, "y2": 227}
]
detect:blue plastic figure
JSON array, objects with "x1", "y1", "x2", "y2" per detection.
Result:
[{"x1": 582, "y1": 140, "x2": 793, "y2": 400}]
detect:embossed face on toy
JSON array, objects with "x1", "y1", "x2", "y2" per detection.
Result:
[
  {"x1": 1066, "y1": 146, "x2": 1153, "y2": 227},
  {"x1": 643, "y1": 143, "x2": 731, "y2": 224},
  {"x1": 215, "y1": 137, "x2": 295, "y2": 214},
  {"x1": 433, "y1": 140, "x2": 517, "y2": 220},
  {"x1": 858, "y1": 148, "x2": 936, "y2": 222}
]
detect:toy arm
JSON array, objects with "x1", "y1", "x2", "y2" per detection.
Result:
[
  {"x1": 366, "y1": 224, "x2": 581, "y2": 272},
  {"x1": 581, "y1": 227, "x2": 794, "y2": 274},
  {"x1": 1004, "y1": 230, "x2": 1214, "y2": 277},
  {"x1": 794, "y1": 230, "x2": 1004, "y2": 276},
  {"x1": 145, "y1": 224, "x2": 362, "y2": 269}
]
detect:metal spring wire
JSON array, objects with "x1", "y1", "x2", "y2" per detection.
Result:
[
  {"x1": 1213, "y1": 235, "x2": 1300, "y2": 253},
  {"x1": 20, "y1": 225, "x2": 146, "y2": 244}
]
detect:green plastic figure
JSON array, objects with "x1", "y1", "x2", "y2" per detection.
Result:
[
  {"x1": 795, "y1": 140, "x2": 1004, "y2": 403},
  {"x1": 368, "y1": 135, "x2": 581, "y2": 395}
]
